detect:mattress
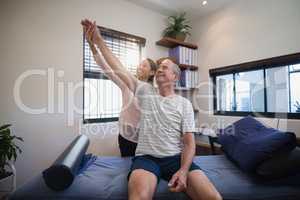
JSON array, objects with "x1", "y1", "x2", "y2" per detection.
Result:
[{"x1": 10, "y1": 155, "x2": 300, "y2": 200}]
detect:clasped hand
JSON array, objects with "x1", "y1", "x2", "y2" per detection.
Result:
[{"x1": 168, "y1": 169, "x2": 188, "y2": 193}]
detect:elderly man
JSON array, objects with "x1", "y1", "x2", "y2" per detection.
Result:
[
  {"x1": 81, "y1": 19, "x2": 222, "y2": 200},
  {"x1": 128, "y1": 58, "x2": 222, "y2": 200}
]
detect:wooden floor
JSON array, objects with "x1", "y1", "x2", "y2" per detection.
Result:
[{"x1": 195, "y1": 142, "x2": 223, "y2": 156}]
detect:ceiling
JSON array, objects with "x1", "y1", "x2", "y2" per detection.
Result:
[{"x1": 125, "y1": 0, "x2": 235, "y2": 19}]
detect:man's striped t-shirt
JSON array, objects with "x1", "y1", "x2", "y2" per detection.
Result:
[{"x1": 135, "y1": 81, "x2": 195, "y2": 158}]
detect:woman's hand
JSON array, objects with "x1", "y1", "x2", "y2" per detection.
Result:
[
  {"x1": 81, "y1": 19, "x2": 102, "y2": 44},
  {"x1": 81, "y1": 19, "x2": 138, "y2": 92}
]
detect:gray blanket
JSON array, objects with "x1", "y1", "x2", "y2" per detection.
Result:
[{"x1": 10, "y1": 155, "x2": 300, "y2": 200}]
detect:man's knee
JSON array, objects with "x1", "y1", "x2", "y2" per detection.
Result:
[
  {"x1": 216, "y1": 192, "x2": 223, "y2": 200},
  {"x1": 129, "y1": 180, "x2": 152, "y2": 200},
  {"x1": 189, "y1": 188, "x2": 222, "y2": 200},
  {"x1": 187, "y1": 170, "x2": 222, "y2": 200},
  {"x1": 129, "y1": 189, "x2": 152, "y2": 200},
  {"x1": 128, "y1": 169, "x2": 157, "y2": 185},
  {"x1": 205, "y1": 191, "x2": 222, "y2": 200},
  {"x1": 128, "y1": 169, "x2": 157, "y2": 200}
]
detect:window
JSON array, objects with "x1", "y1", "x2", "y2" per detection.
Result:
[
  {"x1": 290, "y1": 64, "x2": 300, "y2": 113},
  {"x1": 216, "y1": 74, "x2": 234, "y2": 111},
  {"x1": 210, "y1": 53, "x2": 300, "y2": 119},
  {"x1": 216, "y1": 71, "x2": 265, "y2": 112},
  {"x1": 266, "y1": 66, "x2": 290, "y2": 112},
  {"x1": 235, "y1": 70, "x2": 265, "y2": 112},
  {"x1": 83, "y1": 27, "x2": 145, "y2": 123}
]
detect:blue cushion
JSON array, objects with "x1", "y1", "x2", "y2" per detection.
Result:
[
  {"x1": 218, "y1": 116, "x2": 297, "y2": 172},
  {"x1": 256, "y1": 147, "x2": 300, "y2": 179}
]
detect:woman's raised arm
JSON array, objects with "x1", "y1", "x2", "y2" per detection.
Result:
[
  {"x1": 84, "y1": 25, "x2": 131, "y2": 93},
  {"x1": 82, "y1": 19, "x2": 138, "y2": 93}
]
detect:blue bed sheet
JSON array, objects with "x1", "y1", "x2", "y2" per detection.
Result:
[{"x1": 10, "y1": 155, "x2": 300, "y2": 200}]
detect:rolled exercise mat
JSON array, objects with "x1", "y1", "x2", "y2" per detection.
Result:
[{"x1": 42, "y1": 135, "x2": 90, "y2": 191}]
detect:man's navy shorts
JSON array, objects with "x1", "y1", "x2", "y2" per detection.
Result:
[{"x1": 128, "y1": 154, "x2": 201, "y2": 182}]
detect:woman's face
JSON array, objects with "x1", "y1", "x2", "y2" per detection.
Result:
[{"x1": 137, "y1": 59, "x2": 154, "y2": 81}]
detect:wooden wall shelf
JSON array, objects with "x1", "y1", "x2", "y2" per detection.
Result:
[
  {"x1": 156, "y1": 37, "x2": 198, "y2": 49},
  {"x1": 179, "y1": 64, "x2": 198, "y2": 70}
]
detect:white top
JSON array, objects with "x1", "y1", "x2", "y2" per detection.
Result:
[
  {"x1": 118, "y1": 85, "x2": 141, "y2": 143},
  {"x1": 135, "y1": 81, "x2": 195, "y2": 158},
  {"x1": 195, "y1": 127, "x2": 217, "y2": 137}
]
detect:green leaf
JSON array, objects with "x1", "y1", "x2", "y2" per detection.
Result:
[
  {"x1": 0, "y1": 124, "x2": 11, "y2": 131},
  {"x1": 163, "y1": 12, "x2": 191, "y2": 37},
  {"x1": 7, "y1": 150, "x2": 12, "y2": 160},
  {"x1": 0, "y1": 129, "x2": 9, "y2": 137},
  {"x1": 15, "y1": 137, "x2": 24, "y2": 142},
  {"x1": 0, "y1": 124, "x2": 23, "y2": 163},
  {"x1": 13, "y1": 150, "x2": 17, "y2": 161}
]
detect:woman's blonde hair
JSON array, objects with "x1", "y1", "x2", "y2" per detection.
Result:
[{"x1": 146, "y1": 58, "x2": 158, "y2": 83}]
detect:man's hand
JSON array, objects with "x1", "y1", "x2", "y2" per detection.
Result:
[
  {"x1": 81, "y1": 19, "x2": 102, "y2": 44},
  {"x1": 168, "y1": 169, "x2": 188, "y2": 193}
]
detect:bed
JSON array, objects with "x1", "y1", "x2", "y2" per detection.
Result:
[{"x1": 10, "y1": 153, "x2": 300, "y2": 200}]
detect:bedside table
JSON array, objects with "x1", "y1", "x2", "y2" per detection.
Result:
[
  {"x1": 0, "y1": 163, "x2": 16, "y2": 200},
  {"x1": 194, "y1": 127, "x2": 222, "y2": 155}
]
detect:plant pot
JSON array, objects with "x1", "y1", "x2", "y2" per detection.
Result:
[
  {"x1": 0, "y1": 171, "x2": 12, "y2": 180},
  {"x1": 0, "y1": 173, "x2": 14, "y2": 198},
  {"x1": 175, "y1": 33, "x2": 186, "y2": 42},
  {"x1": 0, "y1": 163, "x2": 16, "y2": 197}
]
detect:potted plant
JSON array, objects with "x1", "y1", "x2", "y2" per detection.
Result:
[
  {"x1": 163, "y1": 12, "x2": 192, "y2": 42},
  {"x1": 0, "y1": 124, "x2": 23, "y2": 192},
  {"x1": 295, "y1": 101, "x2": 300, "y2": 113}
]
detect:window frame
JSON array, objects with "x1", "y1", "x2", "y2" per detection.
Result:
[
  {"x1": 210, "y1": 52, "x2": 300, "y2": 120},
  {"x1": 83, "y1": 26, "x2": 145, "y2": 124}
]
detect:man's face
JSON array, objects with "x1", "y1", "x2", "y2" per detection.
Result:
[{"x1": 155, "y1": 59, "x2": 178, "y2": 86}]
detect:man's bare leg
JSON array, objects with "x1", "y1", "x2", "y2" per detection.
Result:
[
  {"x1": 128, "y1": 169, "x2": 157, "y2": 200},
  {"x1": 186, "y1": 170, "x2": 222, "y2": 200}
]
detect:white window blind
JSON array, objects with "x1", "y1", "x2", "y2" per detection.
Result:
[{"x1": 83, "y1": 27, "x2": 145, "y2": 123}]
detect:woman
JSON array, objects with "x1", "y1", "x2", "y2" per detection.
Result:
[
  {"x1": 118, "y1": 58, "x2": 157, "y2": 157},
  {"x1": 82, "y1": 20, "x2": 157, "y2": 157}
]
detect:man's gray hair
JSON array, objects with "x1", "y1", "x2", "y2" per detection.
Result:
[{"x1": 171, "y1": 63, "x2": 181, "y2": 78}]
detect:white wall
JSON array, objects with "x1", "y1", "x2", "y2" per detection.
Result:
[
  {"x1": 190, "y1": 0, "x2": 300, "y2": 135},
  {"x1": 2, "y1": 0, "x2": 300, "y2": 188},
  {"x1": 0, "y1": 0, "x2": 168, "y2": 186}
]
